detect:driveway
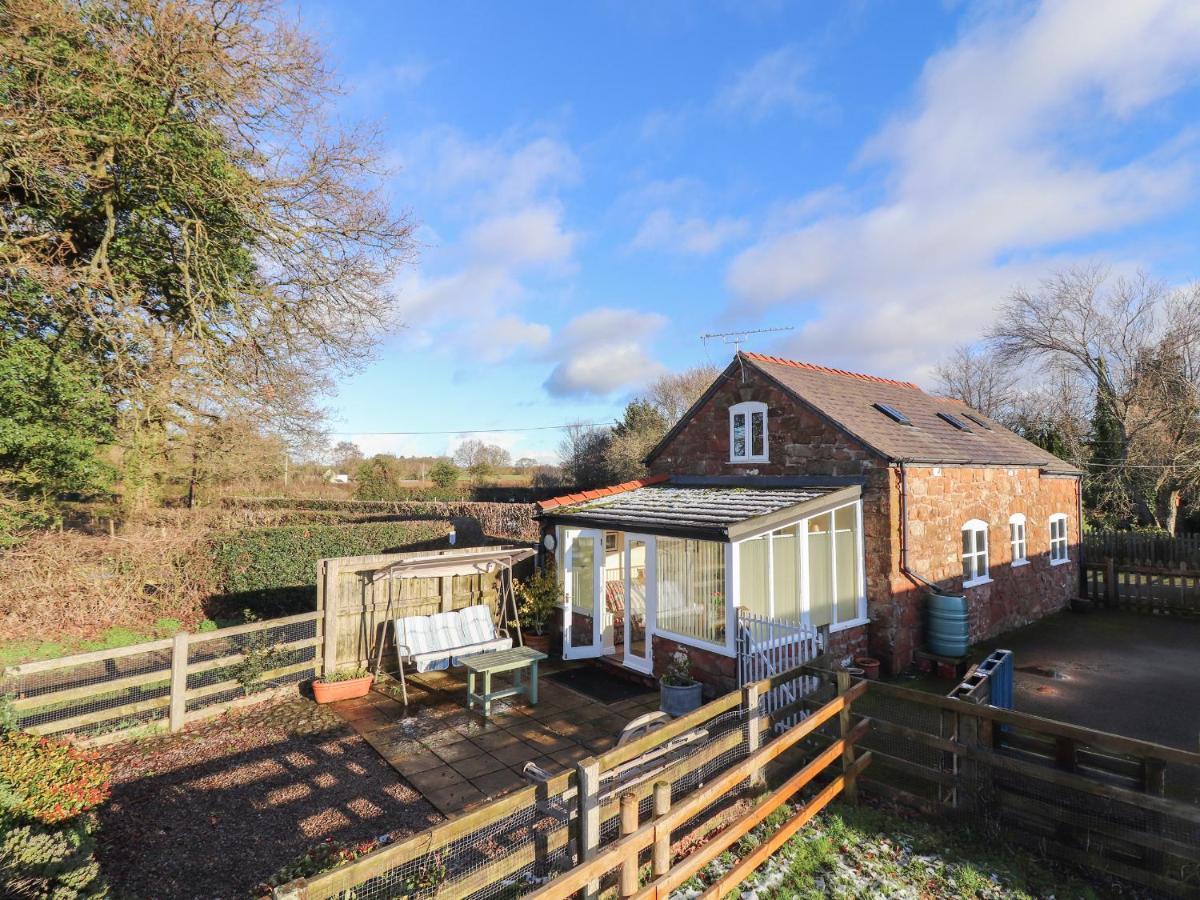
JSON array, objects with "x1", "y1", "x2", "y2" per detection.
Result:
[{"x1": 972, "y1": 609, "x2": 1200, "y2": 753}]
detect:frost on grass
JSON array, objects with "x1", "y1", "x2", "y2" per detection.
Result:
[{"x1": 683, "y1": 801, "x2": 1107, "y2": 900}]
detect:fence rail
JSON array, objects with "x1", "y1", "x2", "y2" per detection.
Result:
[
  {"x1": 835, "y1": 670, "x2": 1200, "y2": 898},
  {"x1": 1084, "y1": 530, "x2": 1200, "y2": 568},
  {"x1": 273, "y1": 665, "x2": 856, "y2": 900},
  {"x1": 1, "y1": 611, "x2": 323, "y2": 745},
  {"x1": 1082, "y1": 558, "x2": 1200, "y2": 615}
]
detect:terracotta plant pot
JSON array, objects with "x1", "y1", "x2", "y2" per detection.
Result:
[
  {"x1": 313, "y1": 674, "x2": 373, "y2": 704},
  {"x1": 523, "y1": 633, "x2": 551, "y2": 654},
  {"x1": 855, "y1": 657, "x2": 881, "y2": 680}
]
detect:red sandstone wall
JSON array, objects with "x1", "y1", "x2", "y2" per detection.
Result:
[{"x1": 876, "y1": 466, "x2": 1081, "y2": 673}]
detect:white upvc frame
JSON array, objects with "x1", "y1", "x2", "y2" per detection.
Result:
[
  {"x1": 961, "y1": 518, "x2": 991, "y2": 588},
  {"x1": 559, "y1": 527, "x2": 604, "y2": 659},
  {"x1": 1009, "y1": 513, "x2": 1028, "y2": 567},
  {"x1": 651, "y1": 539, "x2": 737, "y2": 658},
  {"x1": 729, "y1": 401, "x2": 769, "y2": 463},
  {"x1": 1049, "y1": 513, "x2": 1070, "y2": 564},
  {"x1": 732, "y1": 498, "x2": 868, "y2": 633},
  {"x1": 622, "y1": 533, "x2": 656, "y2": 674}
]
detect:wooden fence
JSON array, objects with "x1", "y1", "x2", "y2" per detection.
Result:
[
  {"x1": 272, "y1": 668, "x2": 869, "y2": 899},
  {"x1": 317, "y1": 546, "x2": 532, "y2": 673},
  {"x1": 841, "y1": 673, "x2": 1200, "y2": 897},
  {"x1": 1082, "y1": 558, "x2": 1200, "y2": 614},
  {"x1": 1084, "y1": 530, "x2": 1200, "y2": 567},
  {"x1": 1, "y1": 611, "x2": 322, "y2": 746}
]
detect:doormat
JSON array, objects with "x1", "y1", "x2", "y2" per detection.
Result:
[{"x1": 548, "y1": 667, "x2": 657, "y2": 705}]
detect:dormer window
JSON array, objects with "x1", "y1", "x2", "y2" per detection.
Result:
[{"x1": 729, "y1": 401, "x2": 768, "y2": 462}]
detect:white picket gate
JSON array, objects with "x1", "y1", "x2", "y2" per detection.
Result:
[{"x1": 736, "y1": 608, "x2": 824, "y2": 732}]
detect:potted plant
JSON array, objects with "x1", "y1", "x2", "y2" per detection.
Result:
[
  {"x1": 515, "y1": 568, "x2": 559, "y2": 655},
  {"x1": 312, "y1": 667, "x2": 372, "y2": 704},
  {"x1": 660, "y1": 647, "x2": 703, "y2": 716}
]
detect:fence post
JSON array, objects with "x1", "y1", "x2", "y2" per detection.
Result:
[
  {"x1": 652, "y1": 780, "x2": 671, "y2": 878},
  {"x1": 619, "y1": 791, "x2": 639, "y2": 897},
  {"x1": 1143, "y1": 757, "x2": 1167, "y2": 874},
  {"x1": 1104, "y1": 557, "x2": 1117, "y2": 607},
  {"x1": 576, "y1": 758, "x2": 600, "y2": 899},
  {"x1": 321, "y1": 560, "x2": 338, "y2": 676},
  {"x1": 169, "y1": 631, "x2": 188, "y2": 733},
  {"x1": 742, "y1": 681, "x2": 764, "y2": 788},
  {"x1": 440, "y1": 575, "x2": 453, "y2": 613},
  {"x1": 836, "y1": 669, "x2": 859, "y2": 805}
]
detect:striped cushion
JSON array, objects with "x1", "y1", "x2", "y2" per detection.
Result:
[
  {"x1": 459, "y1": 605, "x2": 499, "y2": 644},
  {"x1": 395, "y1": 608, "x2": 512, "y2": 673}
]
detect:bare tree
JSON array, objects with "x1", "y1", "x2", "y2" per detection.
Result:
[
  {"x1": 932, "y1": 345, "x2": 1019, "y2": 421},
  {"x1": 989, "y1": 266, "x2": 1200, "y2": 532},
  {"x1": 645, "y1": 366, "x2": 720, "y2": 424}
]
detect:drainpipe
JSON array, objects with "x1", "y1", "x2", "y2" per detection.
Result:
[{"x1": 897, "y1": 460, "x2": 941, "y2": 594}]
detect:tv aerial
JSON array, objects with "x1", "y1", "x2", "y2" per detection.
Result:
[{"x1": 699, "y1": 325, "x2": 794, "y2": 354}]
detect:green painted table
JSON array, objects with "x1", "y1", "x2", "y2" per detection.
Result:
[{"x1": 459, "y1": 646, "x2": 548, "y2": 719}]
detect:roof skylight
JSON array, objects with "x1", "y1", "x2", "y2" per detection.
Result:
[
  {"x1": 962, "y1": 412, "x2": 992, "y2": 430},
  {"x1": 938, "y1": 412, "x2": 973, "y2": 431},
  {"x1": 874, "y1": 403, "x2": 913, "y2": 425}
]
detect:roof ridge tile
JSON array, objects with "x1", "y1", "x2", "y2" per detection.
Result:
[{"x1": 743, "y1": 351, "x2": 920, "y2": 390}]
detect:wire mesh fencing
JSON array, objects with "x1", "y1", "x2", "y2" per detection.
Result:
[{"x1": 1, "y1": 611, "x2": 322, "y2": 742}]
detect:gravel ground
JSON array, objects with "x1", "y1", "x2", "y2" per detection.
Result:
[{"x1": 95, "y1": 697, "x2": 441, "y2": 899}]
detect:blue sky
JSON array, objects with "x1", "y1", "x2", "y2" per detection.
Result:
[{"x1": 297, "y1": 0, "x2": 1200, "y2": 462}]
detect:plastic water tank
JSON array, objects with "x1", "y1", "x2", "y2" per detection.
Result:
[{"x1": 926, "y1": 591, "x2": 969, "y2": 657}]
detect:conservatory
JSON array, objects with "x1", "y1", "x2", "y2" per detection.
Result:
[{"x1": 537, "y1": 477, "x2": 867, "y2": 675}]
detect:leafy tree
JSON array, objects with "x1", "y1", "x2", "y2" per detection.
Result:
[
  {"x1": 353, "y1": 455, "x2": 403, "y2": 500},
  {"x1": 331, "y1": 441, "x2": 365, "y2": 473},
  {"x1": 453, "y1": 440, "x2": 511, "y2": 470},
  {"x1": 513, "y1": 457, "x2": 538, "y2": 470},
  {"x1": 429, "y1": 460, "x2": 460, "y2": 490},
  {"x1": 558, "y1": 423, "x2": 611, "y2": 489},
  {"x1": 0, "y1": 0, "x2": 414, "y2": 512},
  {"x1": 0, "y1": 338, "x2": 113, "y2": 501},
  {"x1": 604, "y1": 399, "x2": 668, "y2": 482}
]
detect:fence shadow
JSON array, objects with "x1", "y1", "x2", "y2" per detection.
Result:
[{"x1": 96, "y1": 723, "x2": 440, "y2": 899}]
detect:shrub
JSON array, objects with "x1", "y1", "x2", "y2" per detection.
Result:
[
  {"x1": 0, "y1": 733, "x2": 110, "y2": 898},
  {"x1": 206, "y1": 520, "x2": 452, "y2": 615},
  {"x1": 0, "y1": 734, "x2": 110, "y2": 825},
  {"x1": 515, "y1": 568, "x2": 559, "y2": 636},
  {"x1": 318, "y1": 667, "x2": 370, "y2": 683}
]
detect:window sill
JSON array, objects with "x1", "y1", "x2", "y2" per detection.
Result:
[
  {"x1": 1011, "y1": 559, "x2": 1029, "y2": 568},
  {"x1": 727, "y1": 457, "x2": 769, "y2": 465},
  {"x1": 830, "y1": 617, "x2": 869, "y2": 634},
  {"x1": 653, "y1": 627, "x2": 735, "y2": 658},
  {"x1": 1050, "y1": 557, "x2": 1071, "y2": 566},
  {"x1": 962, "y1": 576, "x2": 993, "y2": 589}
]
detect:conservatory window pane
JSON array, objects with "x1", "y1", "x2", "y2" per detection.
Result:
[
  {"x1": 570, "y1": 533, "x2": 595, "y2": 649},
  {"x1": 834, "y1": 505, "x2": 859, "y2": 623},
  {"x1": 807, "y1": 513, "x2": 833, "y2": 627},
  {"x1": 737, "y1": 536, "x2": 770, "y2": 617},
  {"x1": 772, "y1": 526, "x2": 801, "y2": 619},
  {"x1": 658, "y1": 538, "x2": 726, "y2": 645}
]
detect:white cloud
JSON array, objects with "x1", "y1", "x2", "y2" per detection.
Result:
[
  {"x1": 630, "y1": 209, "x2": 749, "y2": 255},
  {"x1": 725, "y1": 0, "x2": 1200, "y2": 380},
  {"x1": 716, "y1": 45, "x2": 830, "y2": 120},
  {"x1": 388, "y1": 133, "x2": 580, "y2": 364},
  {"x1": 543, "y1": 309, "x2": 669, "y2": 397}
]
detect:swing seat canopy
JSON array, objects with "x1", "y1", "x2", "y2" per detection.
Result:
[{"x1": 395, "y1": 607, "x2": 512, "y2": 673}]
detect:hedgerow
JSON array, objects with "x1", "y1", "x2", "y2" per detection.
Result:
[{"x1": 207, "y1": 520, "x2": 452, "y2": 614}]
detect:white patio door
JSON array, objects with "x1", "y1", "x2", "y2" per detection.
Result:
[
  {"x1": 623, "y1": 534, "x2": 655, "y2": 673},
  {"x1": 562, "y1": 528, "x2": 604, "y2": 659}
]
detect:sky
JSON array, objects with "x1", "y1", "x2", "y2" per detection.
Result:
[{"x1": 296, "y1": 0, "x2": 1200, "y2": 463}]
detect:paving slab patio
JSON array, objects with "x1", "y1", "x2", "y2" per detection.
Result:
[{"x1": 330, "y1": 660, "x2": 660, "y2": 815}]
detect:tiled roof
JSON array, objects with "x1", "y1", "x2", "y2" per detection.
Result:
[
  {"x1": 538, "y1": 474, "x2": 670, "y2": 512},
  {"x1": 538, "y1": 481, "x2": 853, "y2": 539},
  {"x1": 745, "y1": 354, "x2": 1081, "y2": 474}
]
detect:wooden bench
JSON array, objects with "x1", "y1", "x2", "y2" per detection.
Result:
[{"x1": 460, "y1": 646, "x2": 547, "y2": 719}]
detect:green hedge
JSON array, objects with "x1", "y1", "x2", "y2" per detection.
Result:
[{"x1": 207, "y1": 520, "x2": 452, "y2": 616}]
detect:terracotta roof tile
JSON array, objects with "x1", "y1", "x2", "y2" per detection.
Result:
[{"x1": 537, "y1": 473, "x2": 669, "y2": 511}]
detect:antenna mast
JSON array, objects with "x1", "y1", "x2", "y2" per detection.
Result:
[{"x1": 699, "y1": 325, "x2": 794, "y2": 354}]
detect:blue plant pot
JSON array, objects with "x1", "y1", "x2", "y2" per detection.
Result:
[{"x1": 660, "y1": 680, "x2": 703, "y2": 717}]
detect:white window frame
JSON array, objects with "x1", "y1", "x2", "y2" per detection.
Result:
[
  {"x1": 1049, "y1": 513, "x2": 1070, "y2": 564},
  {"x1": 732, "y1": 499, "x2": 868, "y2": 633},
  {"x1": 729, "y1": 401, "x2": 769, "y2": 463},
  {"x1": 1009, "y1": 513, "x2": 1028, "y2": 567},
  {"x1": 961, "y1": 519, "x2": 991, "y2": 588}
]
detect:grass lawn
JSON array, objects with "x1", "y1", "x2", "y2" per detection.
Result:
[{"x1": 682, "y1": 800, "x2": 1125, "y2": 899}]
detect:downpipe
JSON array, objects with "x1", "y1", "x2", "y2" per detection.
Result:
[{"x1": 898, "y1": 460, "x2": 941, "y2": 593}]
